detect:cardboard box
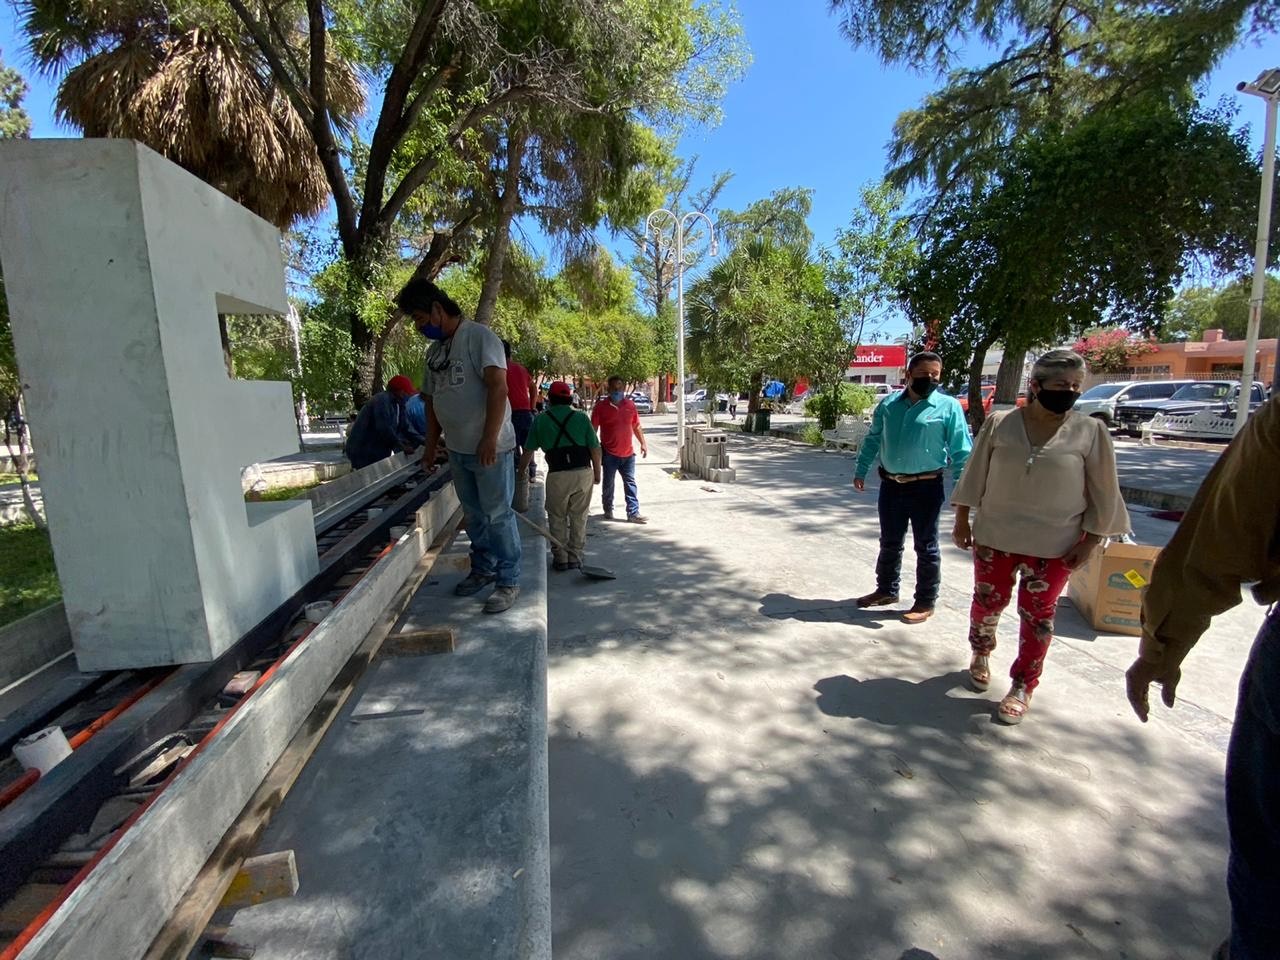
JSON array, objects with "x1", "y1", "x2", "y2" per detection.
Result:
[{"x1": 1067, "y1": 541, "x2": 1162, "y2": 636}]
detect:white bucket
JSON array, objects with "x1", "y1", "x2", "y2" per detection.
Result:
[{"x1": 14, "y1": 726, "x2": 72, "y2": 774}]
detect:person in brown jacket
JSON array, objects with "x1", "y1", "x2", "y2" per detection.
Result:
[{"x1": 1126, "y1": 397, "x2": 1280, "y2": 960}]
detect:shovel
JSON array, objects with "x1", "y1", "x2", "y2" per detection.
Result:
[{"x1": 514, "y1": 512, "x2": 616, "y2": 580}]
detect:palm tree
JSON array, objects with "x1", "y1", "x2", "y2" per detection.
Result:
[{"x1": 20, "y1": 0, "x2": 362, "y2": 230}]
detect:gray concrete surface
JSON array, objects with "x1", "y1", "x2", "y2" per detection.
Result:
[
  {"x1": 225, "y1": 497, "x2": 551, "y2": 960},
  {"x1": 548, "y1": 414, "x2": 1260, "y2": 960}
]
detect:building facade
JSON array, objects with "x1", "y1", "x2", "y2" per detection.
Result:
[{"x1": 1112, "y1": 329, "x2": 1277, "y2": 386}]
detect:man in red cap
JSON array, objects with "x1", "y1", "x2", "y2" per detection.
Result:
[
  {"x1": 519, "y1": 382, "x2": 601, "y2": 570},
  {"x1": 344, "y1": 375, "x2": 422, "y2": 470}
]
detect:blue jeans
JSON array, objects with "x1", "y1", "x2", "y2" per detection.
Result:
[
  {"x1": 1226, "y1": 607, "x2": 1280, "y2": 959},
  {"x1": 601, "y1": 452, "x2": 639, "y2": 517},
  {"x1": 448, "y1": 449, "x2": 522, "y2": 587},
  {"x1": 511, "y1": 410, "x2": 535, "y2": 480},
  {"x1": 874, "y1": 473, "x2": 944, "y2": 606}
]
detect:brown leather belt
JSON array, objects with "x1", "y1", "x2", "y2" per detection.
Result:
[{"x1": 879, "y1": 466, "x2": 943, "y2": 484}]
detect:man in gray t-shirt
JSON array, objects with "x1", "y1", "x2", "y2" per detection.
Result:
[{"x1": 395, "y1": 278, "x2": 522, "y2": 614}]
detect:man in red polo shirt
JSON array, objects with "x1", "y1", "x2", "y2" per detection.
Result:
[
  {"x1": 503, "y1": 340, "x2": 538, "y2": 481},
  {"x1": 591, "y1": 375, "x2": 649, "y2": 523}
]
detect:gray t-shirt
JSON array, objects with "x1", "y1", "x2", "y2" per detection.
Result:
[{"x1": 422, "y1": 319, "x2": 516, "y2": 455}]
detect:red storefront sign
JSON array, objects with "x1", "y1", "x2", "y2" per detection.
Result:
[{"x1": 850, "y1": 344, "x2": 907, "y2": 367}]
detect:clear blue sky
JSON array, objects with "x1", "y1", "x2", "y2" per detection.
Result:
[{"x1": 2, "y1": 0, "x2": 1275, "y2": 338}]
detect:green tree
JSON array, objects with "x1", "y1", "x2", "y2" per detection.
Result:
[
  {"x1": 903, "y1": 99, "x2": 1267, "y2": 428},
  {"x1": 686, "y1": 236, "x2": 842, "y2": 414},
  {"x1": 829, "y1": 0, "x2": 1276, "y2": 199},
  {"x1": 718, "y1": 187, "x2": 815, "y2": 250},
  {"x1": 224, "y1": 0, "x2": 746, "y2": 406},
  {"x1": 1207, "y1": 275, "x2": 1280, "y2": 340},
  {"x1": 0, "y1": 49, "x2": 32, "y2": 140}
]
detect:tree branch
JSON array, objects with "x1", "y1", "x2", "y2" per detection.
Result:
[
  {"x1": 359, "y1": 0, "x2": 451, "y2": 235},
  {"x1": 377, "y1": 86, "x2": 538, "y2": 234},
  {"x1": 225, "y1": 0, "x2": 313, "y2": 124},
  {"x1": 304, "y1": 0, "x2": 360, "y2": 252}
]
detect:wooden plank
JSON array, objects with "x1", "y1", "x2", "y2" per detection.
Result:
[
  {"x1": 381, "y1": 628, "x2": 455, "y2": 657},
  {"x1": 0, "y1": 605, "x2": 72, "y2": 693},
  {"x1": 217, "y1": 852, "x2": 297, "y2": 911},
  {"x1": 134, "y1": 506, "x2": 464, "y2": 960}
]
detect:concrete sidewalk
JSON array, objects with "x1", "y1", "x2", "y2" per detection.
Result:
[{"x1": 547, "y1": 414, "x2": 1258, "y2": 960}]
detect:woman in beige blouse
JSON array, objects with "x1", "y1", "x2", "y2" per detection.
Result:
[{"x1": 951, "y1": 349, "x2": 1129, "y2": 724}]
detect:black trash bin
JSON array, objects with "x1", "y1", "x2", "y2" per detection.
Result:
[{"x1": 755, "y1": 409, "x2": 771, "y2": 434}]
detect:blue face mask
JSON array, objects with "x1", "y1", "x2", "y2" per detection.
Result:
[
  {"x1": 417, "y1": 322, "x2": 446, "y2": 341},
  {"x1": 609, "y1": 391, "x2": 624, "y2": 403}
]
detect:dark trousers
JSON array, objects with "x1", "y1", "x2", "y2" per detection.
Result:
[
  {"x1": 511, "y1": 410, "x2": 535, "y2": 480},
  {"x1": 1226, "y1": 607, "x2": 1280, "y2": 959},
  {"x1": 874, "y1": 474, "x2": 944, "y2": 606},
  {"x1": 601, "y1": 452, "x2": 639, "y2": 517}
]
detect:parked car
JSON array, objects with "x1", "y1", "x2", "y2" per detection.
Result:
[
  {"x1": 953, "y1": 384, "x2": 996, "y2": 415},
  {"x1": 630, "y1": 393, "x2": 653, "y2": 414},
  {"x1": 1074, "y1": 379, "x2": 1194, "y2": 428},
  {"x1": 683, "y1": 388, "x2": 707, "y2": 413},
  {"x1": 1114, "y1": 380, "x2": 1267, "y2": 436}
]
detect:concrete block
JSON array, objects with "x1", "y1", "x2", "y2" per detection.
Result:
[
  {"x1": 709, "y1": 468, "x2": 737, "y2": 483},
  {"x1": 0, "y1": 140, "x2": 318, "y2": 670}
]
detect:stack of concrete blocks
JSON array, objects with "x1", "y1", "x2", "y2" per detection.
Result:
[{"x1": 682, "y1": 425, "x2": 736, "y2": 483}]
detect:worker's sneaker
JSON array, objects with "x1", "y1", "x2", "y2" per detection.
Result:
[
  {"x1": 602, "y1": 510, "x2": 615, "y2": 521},
  {"x1": 627, "y1": 514, "x2": 648, "y2": 524},
  {"x1": 455, "y1": 572, "x2": 496, "y2": 596},
  {"x1": 483, "y1": 585, "x2": 520, "y2": 614}
]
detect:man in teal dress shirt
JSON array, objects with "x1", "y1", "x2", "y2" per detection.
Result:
[{"x1": 853, "y1": 352, "x2": 973, "y2": 624}]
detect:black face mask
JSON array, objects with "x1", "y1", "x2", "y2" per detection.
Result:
[
  {"x1": 910, "y1": 376, "x2": 938, "y2": 398},
  {"x1": 1036, "y1": 389, "x2": 1079, "y2": 414}
]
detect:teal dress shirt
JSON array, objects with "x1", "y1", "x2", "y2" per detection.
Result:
[{"x1": 854, "y1": 389, "x2": 973, "y2": 481}]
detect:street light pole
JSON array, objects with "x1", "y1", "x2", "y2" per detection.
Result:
[
  {"x1": 1236, "y1": 67, "x2": 1280, "y2": 434},
  {"x1": 645, "y1": 208, "x2": 718, "y2": 454}
]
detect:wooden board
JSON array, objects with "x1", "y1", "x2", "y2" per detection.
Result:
[
  {"x1": 217, "y1": 852, "x2": 298, "y2": 911},
  {"x1": 381, "y1": 628, "x2": 455, "y2": 657}
]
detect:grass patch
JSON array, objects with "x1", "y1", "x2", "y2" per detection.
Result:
[
  {"x1": 801, "y1": 424, "x2": 826, "y2": 446},
  {"x1": 0, "y1": 522, "x2": 61, "y2": 628},
  {"x1": 246, "y1": 481, "x2": 320, "y2": 502},
  {"x1": 0, "y1": 472, "x2": 37, "y2": 485}
]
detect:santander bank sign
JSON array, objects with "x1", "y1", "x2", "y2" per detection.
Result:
[{"x1": 850, "y1": 344, "x2": 908, "y2": 367}]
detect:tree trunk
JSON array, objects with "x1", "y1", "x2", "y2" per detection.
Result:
[
  {"x1": 994, "y1": 341, "x2": 1028, "y2": 403},
  {"x1": 966, "y1": 335, "x2": 997, "y2": 433},
  {"x1": 13, "y1": 391, "x2": 45, "y2": 530},
  {"x1": 351, "y1": 317, "x2": 377, "y2": 411},
  {"x1": 218, "y1": 316, "x2": 235, "y2": 377},
  {"x1": 746, "y1": 369, "x2": 764, "y2": 415},
  {"x1": 474, "y1": 129, "x2": 528, "y2": 326}
]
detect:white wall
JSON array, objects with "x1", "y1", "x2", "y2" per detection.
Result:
[{"x1": 0, "y1": 140, "x2": 318, "y2": 670}]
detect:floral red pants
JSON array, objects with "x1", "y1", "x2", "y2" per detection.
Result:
[{"x1": 968, "y1": 546, "x2": 1073, "y2": 692}]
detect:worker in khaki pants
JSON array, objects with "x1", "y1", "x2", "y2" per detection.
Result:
[{"x1": 518, "y1": 382, "x2": 602, "y2": 571}]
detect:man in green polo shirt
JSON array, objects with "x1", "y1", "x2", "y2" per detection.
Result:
[
  {"x1": 853, "y1": 351, "x2": 972, "y2": 624},
  {"x1": 518, "y1": 381, "x2": 602, "y2": 571}
]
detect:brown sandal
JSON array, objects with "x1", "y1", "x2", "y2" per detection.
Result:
[
  {"x1": 968, "y1": 655, "x2": 991, "y2": 692},
  {"x1": 997, "y1": 683, "x2": 1031, "y2": 724}
]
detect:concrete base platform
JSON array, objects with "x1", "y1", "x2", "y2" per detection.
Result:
[{"x1": 224, "y1": 496, "x2": 551, "y2": 960}]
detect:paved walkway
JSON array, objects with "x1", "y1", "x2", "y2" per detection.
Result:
[{"x1": 546, "y1": 414, "x2": 1256, "y2": 960}]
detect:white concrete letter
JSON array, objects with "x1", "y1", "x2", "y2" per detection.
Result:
[{"x1": 0, "y1": 140, "x2": 319, "y2": 670}]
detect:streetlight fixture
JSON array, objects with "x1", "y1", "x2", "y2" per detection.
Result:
[
  {"x1": 1235, "y1": 67, "x2": 1280, "y2": 434},
  {"x1": 644, "y1": 208, "x2": 718, "y2": 453}
]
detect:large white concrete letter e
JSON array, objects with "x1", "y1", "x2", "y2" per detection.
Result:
[{"x1": 0, "y1": 140, "x2": 319, "y2": 670}]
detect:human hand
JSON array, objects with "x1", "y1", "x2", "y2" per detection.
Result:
[
  {"x1": 477, "y1": 434, "x2": 498, "y2": 467},
  {"x1": 952, "y1": 517, "x2": 974, "y2": 550},
  {"x1": 593, "y1": 471, "x2": 602, "y2": 485},
  {"x1": 1125, "y1": 657, "x2": 1181, "y2": 722},
  {"x1": 1060, "y1": 539, "x2": 1098, "y2": 570},
  {"x1": 421, "y1": 443, "x2": 439, "y2": 475},
  {"x1": 641, "y1": 445, "x2": 648, "y2": 459},
  {"x1": 853, "y1": 476, "x2": 866, "y2": 492}
]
